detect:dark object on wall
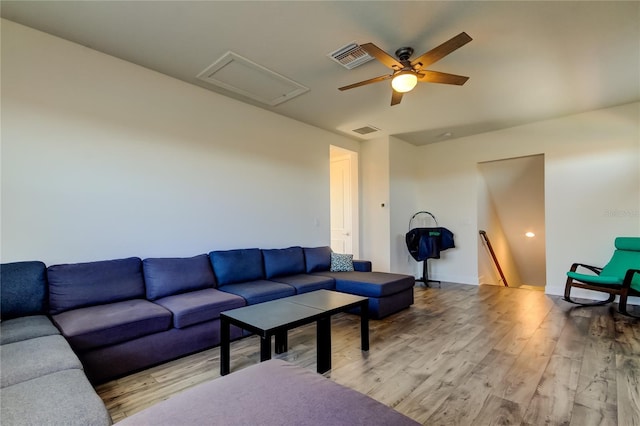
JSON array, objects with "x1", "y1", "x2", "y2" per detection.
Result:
[{"x1": 406, "y1": 211, "x2": 455, "y2": 286}]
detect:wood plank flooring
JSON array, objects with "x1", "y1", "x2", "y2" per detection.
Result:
[{"x1": 96, "y1": 284, "x2": 640, "y2": 425}]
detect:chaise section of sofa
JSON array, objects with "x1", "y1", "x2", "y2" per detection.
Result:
[
  {"x1": 303, "y1": 246, "x2": 415, "y2": 319},
  {"x1": 316, "y1": 271, "x2": 415, "y2": 319},
  {"x1": 0, "y1": 261, "x2": 111, "y2": 426}
]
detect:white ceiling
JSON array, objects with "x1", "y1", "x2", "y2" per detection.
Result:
[{"x1": 2, "y1": 1, "x2": 639, "y2": 145}]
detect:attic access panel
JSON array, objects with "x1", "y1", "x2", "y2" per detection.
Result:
[{"x1": 196, "y1": 51, "x2": 309, "y2": 106}]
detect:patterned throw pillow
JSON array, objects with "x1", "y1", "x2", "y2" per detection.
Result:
[{"x1": 330, "y1": 252, "x2": 354, "y2": 272}]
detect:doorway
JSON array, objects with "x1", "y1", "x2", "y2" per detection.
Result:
[
  {"x1": 330, "y1": 146, "x2": 359, "y2": 258},
  {"x1": 477, "y1": 154, "x2": 546, "y2": 288}
]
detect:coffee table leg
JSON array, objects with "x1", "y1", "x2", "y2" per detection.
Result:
[
  {"x1": 361, "y1": 299, "x2": 369, "y2": 351},
  {"x1": 317, "y1": 316, "x2": 331, "y2": 374},
  {"x1": 260, "y1": 335, "x2": 272, "y2": 362},
  {"x1": 275, "y1": 331, "x2": 288, "y2": 354},
  {"x1": 220, "y1": 317, "x2": 230, "y2": 375}
]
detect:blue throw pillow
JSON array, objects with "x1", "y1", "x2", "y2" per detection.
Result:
[
  {"x1": 143, "y1": 254, "x2": 215, "y2": 300},
  {"x1": 304, "y1": 246, "x2": 332, "y2": 273},
  {"x1": 209, "y1": 249, "x2": 264, "y2": 286},
  {"x1": 262, "y1": 247, "x2": 305, "y2": 279},
  {"x1": 330, "y1": 253, "x2": 354, "y2": 272}
]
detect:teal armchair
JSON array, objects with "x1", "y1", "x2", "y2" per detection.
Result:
[{"x1": 564, "y1": 237, "x2": 640, "y2": 317}]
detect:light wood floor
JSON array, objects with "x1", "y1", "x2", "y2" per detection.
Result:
[{"x1": 96, "y1": 284, "x2": 640, "y2": 425}]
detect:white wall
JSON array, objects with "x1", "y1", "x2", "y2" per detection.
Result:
[
  {"x1": 389, "y1": 136, "x2": 420, "y2": 276},
  {"x1": 360, "y1": 137, "x2": 390, "y2": 271},
  {"x1": 1, "y1": 20, "x2": 355, "y2": 264},
  {"x1": 412, "y1": 140, "x2": 480, "y2": 284},
  {"x1": 417, "y1": 102, "x2": 640, "y2": 297}
]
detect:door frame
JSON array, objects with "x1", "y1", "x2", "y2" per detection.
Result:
[{"x1": 330, "y1": 145, "x2": 359, "y2": 259}]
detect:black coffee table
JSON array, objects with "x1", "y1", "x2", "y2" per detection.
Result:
[{"x1": 220, "y1": 290, "x2": 369, "y2": 375}]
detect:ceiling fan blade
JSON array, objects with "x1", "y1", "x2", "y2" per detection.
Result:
[
  {"x1": 361, "y1": 43, "x2": 403, "y2": 70},
  {"x1": 391, "y1": 90, "x2": 403, "y2": 106},
  {"x1": 411, "y1": 32, "x2": 472, "y2": 69},
  {"x1": 338, "y1": 74, "x2": 392, "y2": 91},
  {"x1": 419, "y1": 70, "x2": 469, "y2": 85}
]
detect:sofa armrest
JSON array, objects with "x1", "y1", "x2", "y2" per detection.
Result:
[{"x1": 353, "y1": 260, "x2": 372, "y2": 272}]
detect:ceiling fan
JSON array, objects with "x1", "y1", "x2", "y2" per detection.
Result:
[{"x1": 338, "y1": 32, "x2": 472, "y2": 106}]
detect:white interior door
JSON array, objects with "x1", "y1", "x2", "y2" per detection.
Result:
[{"x1": 330, "y1": 155, "x2": 352, "y2": 254}]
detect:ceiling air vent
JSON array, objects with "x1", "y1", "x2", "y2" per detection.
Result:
[
  {"x1": 196, "y1": 51, "x2": 309, "y2": 106},
  {"x1": 352, "y1": 125, "x2": 380, "y2": 135},
  {"x1": 328, "y1": 43, "x2": 374, "y2": 70}
]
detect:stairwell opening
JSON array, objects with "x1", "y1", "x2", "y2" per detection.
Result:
[{"x1": 477, "y1": 154, "x2": 546, "y2": 289}]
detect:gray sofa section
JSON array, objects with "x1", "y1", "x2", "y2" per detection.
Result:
[
  {"x1": 0, "y1": 261, "x2": 111, "y2": 426},
  {"x1": 1, "y1": 369, "x2": 112, "y2": 426},
  {"x1": 0, "y1": 315, "x2": 59, "y2": 345},
  {"x1": 115, "y1": 359, "x2": 419, "y2": 426}
]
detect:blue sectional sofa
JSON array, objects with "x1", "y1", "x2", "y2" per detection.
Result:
[{"x1": 1, "y1": 246, "x2": 414, "y2": 424}]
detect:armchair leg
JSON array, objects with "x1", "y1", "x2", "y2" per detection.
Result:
[
  {"x1": 563, "y1": 278, "x2": 616, "y2": 306},
  {"x1": 618, "y1": 290, "x2": 640, "y2": 318}
]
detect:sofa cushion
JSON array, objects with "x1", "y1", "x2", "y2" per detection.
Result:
[
  {"x1": 315, "y1": 271, "x2": 415, "y2": 298},
  {"x1": 209, "y1": 249, "x2": 264, "y2": 286},
  {"x1": 48, "y1": 257, "x2": 145, "y2": 314},
  {"x1": 52, "y1": 299, "x2": 172, "y2": 351},
  {"x1": 269, "y1": 274, "x2": 335, "y2": 294},
  {"x1": 262, "y1": 247, "x2": 305, "y2": 279},
  {"x1": 115, "y1": 359, "x2": 419, "y2": 426},
  {"x1": 304, "y1": 246, "x2": 332, "y2": 273},
  {"x1": 154, "y1": 288, "x2": 246, "y2": 329},
  {"x1": 0, "y1": 335, "x2": 82, "y2": 388},
  {"x1": 353, "y1": 260, "x2": 372, "y2": 272},
  {"x1": 0, "y1": 369, "x2": 112, "y2": 426},
  {"x1": 143, "y1": 254, "x2": 215, "y2": 301},
  {"x1": 0, "y1": 315, "x2": 59, "y2": 345},
  {"x1": 218, "y1": 280, "x2": 295, "y2": 305},
  {"x1": 0, "y1": 261, "x2": 47, "y2": 320},
  {"x1": 330, "y1": 252, "x2": 354, "y2": 272}
]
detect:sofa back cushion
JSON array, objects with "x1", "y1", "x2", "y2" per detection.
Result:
[
  {"x1": 143, "y1": 254, "x2": 215, "y2": 300},
  {"x1": 48, "y1": 257, "x2": 145, "y2": 314},
  {"x1": 262, "y1": 247, "x2": 305, "y2": 279},
  {"x1": 210, "y1": 249, "x2": 264, "y2": 286},
  {"x1": 0, "y1": 261, "x2": 48, "y2": 320},
  {"x1": 304, "y1": 246, "x2": 332, "y2": 273}
]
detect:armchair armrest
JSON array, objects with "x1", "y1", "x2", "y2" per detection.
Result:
[
  {"x1": 353, "y1": 260, "x2": 372, "y2": 272},
  {"x1": 569, "y1": 263, "x2": 602, "y2": 275}
]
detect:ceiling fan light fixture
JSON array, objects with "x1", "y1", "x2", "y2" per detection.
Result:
[{"x1": 391, "y1": 72, "x2": 418, "y2": 93}]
